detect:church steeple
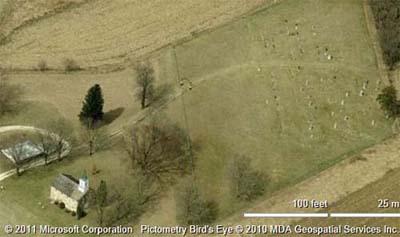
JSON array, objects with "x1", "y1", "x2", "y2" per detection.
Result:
[{"x1": 78, "y1": 170, "x2": 89, "y2": 193}]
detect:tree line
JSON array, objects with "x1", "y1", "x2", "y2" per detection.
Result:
[{"x1": 370, "y1": 0, "x2": 400, "y2": 69}]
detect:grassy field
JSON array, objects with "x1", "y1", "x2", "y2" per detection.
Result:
[
  {"x1": 0, "y1": 0, "x2": 270, "y2": 70},
  {"x1": 6, "y1": 71, "x2": 140, "y2": 130},
  {"x1": 0, "y1": 0, "x2": 395, "y2": 230},
  {"x1": 142, "y1": 0, "x2": 393, "y2": 223}
]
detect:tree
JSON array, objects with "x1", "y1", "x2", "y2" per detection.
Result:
[
  {"x1": 134, "y1": 63, "x2": 155, "y2": 109},
  {"x1": 96, "y1": 180, "x2": 108, "y2": 226},
  {"x1": 370, "y1": 0, "x2": 400, "y2": 69},
  {"x1": 44, "y1": 118, "x2": 74, "y2": 161},
  {"x1": 124, "y1": 119, "x2": 188, "y2": 183},
  {"x1": 377, "y1": 85, "x2": 400, "y2": 118},
  {"x1": 34, "y1": 131, "x2": 55, "y2": 165},
  {"x1": 103, "y1": 173, "x2": 159, "y2": 226},
  {"x1": 0, "y1": 70, "x2": 22, "y2": 115},
  {"x1": 80, "y1": 121, "x2": 109, "y2": 156},
  {"x1": 79, "y1": 84, "x2": 104, "y2": 125},
  {"x1": 175, "y1": 180, "x2": 218, "y2": 226},
  {"x1": 227, "y1": 155, "x2": 267, "y2": 201},
  {"x1": 5, "y1": 140, "x2": 26, "y2": 176}
]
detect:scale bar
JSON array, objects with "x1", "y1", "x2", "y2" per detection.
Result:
[
  {"x1": 330, "y1": 213, "x2": 400, "y2": 218},
  {"x1": 244, "y1": 213, "x2": 329, "y2": 218}
]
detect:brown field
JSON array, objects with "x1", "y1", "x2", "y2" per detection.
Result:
[
  {"x1": 0, "y1": 0, "x2": 86, "y2": 38},
  {"x1": 291, "y1": 168, "x2": 400, "y2": 236},
  {"x1": 0, "y1": 0, "x2": 270, "y2": 70}
]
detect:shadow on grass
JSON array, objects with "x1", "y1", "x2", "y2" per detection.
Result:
[{"x1": 103, "y1": 107, "x2": 125, "y2": 125}]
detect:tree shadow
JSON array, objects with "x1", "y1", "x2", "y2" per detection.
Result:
[
  {"x1": 103, "y1": 107, "x2": 125, "y2": 125},
  {"x1": 150, "y1": 83, "x2": 174, "y2": 108}
]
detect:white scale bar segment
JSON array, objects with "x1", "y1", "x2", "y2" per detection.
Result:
[
  {"x1": 244, "y1": 213, "x2": 329, "y2": 218},
  {"x1": 330, "y1": 213, "x2": 400, "y2": 218}
]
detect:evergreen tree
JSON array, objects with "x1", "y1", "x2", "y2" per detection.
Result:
[{"x1": 79, "y1": 84, "x2": 104, "y2": 125}]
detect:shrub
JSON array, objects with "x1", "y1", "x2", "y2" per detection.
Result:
[
  {"x1": 0, "y1": 71, "x2": 22, "y2": 115},
  {"x1": 72, "y1": 212, "x2": 76, "y2": 216},
  {"x1": 227, "y1": 155, "x2": 268, "y2": 201},
  {"x1": 377, "y1": 85, "x2": 400, "y2": 118},
  {"x1": 38, "y1": 60, "x2": 48, "y2": 71},
  {"x1": 63, "y1": 58, "x2": 80, "y2": 72},
  {"x1": 59, "y1": 202, "x2": 65, "y2": 209},
  {"x1": 175, "y1": 180, "x2": 218, "y2": 226},
  {"x1": 54, "y1": 201, "x2": 59, "y2": 205}
]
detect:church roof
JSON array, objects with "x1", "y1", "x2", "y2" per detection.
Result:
[{"x1": 51, "y1": 174, "x2": 86, "y2": 201}]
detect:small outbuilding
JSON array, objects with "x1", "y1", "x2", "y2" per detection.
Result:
[
  {"x1": 1, "y1": 140, "x2": 43, "y2": 163},
  {"x1": 50, "y1": 173, "x2": 89, "y2": 218}
]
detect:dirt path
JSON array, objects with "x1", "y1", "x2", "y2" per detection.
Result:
[{"x1": 0, "y1": 125, "x2": 70, "y2": 181}]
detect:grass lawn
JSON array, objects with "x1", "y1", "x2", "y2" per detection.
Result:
[
  {"x1": 0, "y1": 100, "x2": 62, "y2": 127},
  {"x1": 7, "y1": 71, "x2": 140, "y2": 131},
  {"x1": 0, "y1": 146, "x2": 132, "y2": 231}
]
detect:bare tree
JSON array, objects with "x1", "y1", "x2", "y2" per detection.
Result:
[
  {"x1": 227, "y1": 155, "x2": 268, "y2": 201},
  {"x1": 103, "y1": 173, "x2": 160, "y2": 226},
  {"x1": 124, "y1": 119, "x2": 188, "y2": 183},
  {"x1": 175, "y1": 179, "x2": 218, "y2": 225},
  {"x1": 5, "y1": 141, "x2": 26, "y2": 176},
  {"x1": 80, "y1": 120, "x2": 109, "y2": 156},
  {"x1": 34, "y1": 131, "x2": 55, "y2": 165},
  {"x1": 46, "y1": 118, "x2": 74, "y2": 161},
  {"x1": 0, "y1": 70, "x2": 22, "y2": 115},
  {"x1": 134, "y1": 62, "x2": 155, "y2": 109}
]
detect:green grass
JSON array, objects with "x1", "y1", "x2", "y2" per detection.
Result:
[{"x1": 0, "y1": 146, "x2": 132, "y2": 233}]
